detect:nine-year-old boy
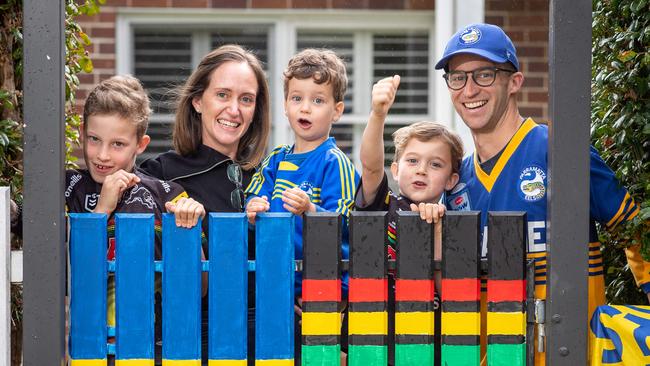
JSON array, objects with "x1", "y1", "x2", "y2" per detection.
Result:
[
  {"x1": 65, "y1": 75, "x2": 206, "y2": 337},
  {"x1": 355, "y1": 74, "x2": 464, "y2": 365},
  {"x1": 244, "y1": 48, "x2": 359, "y2": 363}
]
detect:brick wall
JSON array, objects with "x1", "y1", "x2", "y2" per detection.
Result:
[
  {"x1": 485, "y1": 0, "x2": 549, "y2": 122},
  {"x1": 76, "y1": 0, "x2": 548, "y2": 122}
]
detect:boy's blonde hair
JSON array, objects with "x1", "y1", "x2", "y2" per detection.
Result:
[
  {"x1": 83, "y1": 75, "x2": 151, "y2": 140},
  {"x1": 173, "y1": 44, "x2": 270, "y2": 171},
  {"x1": 283, "y1": 48, "x2": 348, "y2": 103},
  {"x1": 393, "y1": 121, "x2": 464, "y2": 174}
]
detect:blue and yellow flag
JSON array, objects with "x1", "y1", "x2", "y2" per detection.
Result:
[{"x1": 590, "y1": 305, "x2": 650, "y2": 365}]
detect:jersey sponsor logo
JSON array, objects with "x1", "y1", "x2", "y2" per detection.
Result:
[
  {"x1": 159, "y1": 180, "x2": 171, "y2": 193},
  {"x1": 84, "y1": 193, "x2": 99, "y2": 212},
  {"x1": 65, "y1": 173, "x2": 83, "y2": 198},
  {"x1": 460, "y1": 26, "x2": 481, "y2": 44},
  {"x1": 446, "y1": 183, "x2": 471, "y2": 211},
  {"x1": 124, "y1": 185, "x2": 156, "y2": 210},
  {"x1": 449, "y1": 192, "x2": 470, "y2": 211},
  {"x1": 298, "y1": 181, "x2": 314, "y2": 197},
  {"x1": 518, "y1": 165, "x2": 546, "y2": 202},
  {"x1": 480, "y1": 220, "x2": 546, "y2": 257}
]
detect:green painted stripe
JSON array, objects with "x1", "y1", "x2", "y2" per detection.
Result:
[
  {"x1": 487, "y1": 343, "x2": 526, "y2": 366},
  {"x1": 394, "y1": 344, "x2": 433, "y2": 366},
  {"x1": 348, "y1": 345, "x2": 387, "y2": 366},
  {"x1": 441, "y1": 344, "x2": 481, "y2": 365},
  {"x1": 301, "y1": 345, "x2": 340, "y2": 366}
]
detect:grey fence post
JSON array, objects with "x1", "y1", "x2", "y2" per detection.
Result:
[
  {"x1": 546, "y1": 1, "x2": 592, "y2": 365},
  {"x1": 23, "y1": 0, "x2": 66, "y2": 365}
]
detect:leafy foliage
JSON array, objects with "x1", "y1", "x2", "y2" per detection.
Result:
[
  {"x1": 592, "y1": 0, "x2": 650, "y2": 304},
  {"x1": 1, "y1": 1, "x2": 102, "y2": 364}
]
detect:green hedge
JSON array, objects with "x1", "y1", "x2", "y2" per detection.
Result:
[{"x1": 592, "y1": 0, "x2": 650, "y2": 304}]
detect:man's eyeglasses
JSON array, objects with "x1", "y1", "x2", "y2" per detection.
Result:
[
  {"x1": 227, "y1": 163, "x2": 245, "y2": 212},
  {"x1": 443, "y1": 67, "x2": 515, "y2": 90}
]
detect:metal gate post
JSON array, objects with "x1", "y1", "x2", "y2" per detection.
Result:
[
  {"x1": 22, "y1": 0, "x2": 66, "y2": 365},
  {"x1": 546, "y1": 1, "x2": 592, "y2": 365}
]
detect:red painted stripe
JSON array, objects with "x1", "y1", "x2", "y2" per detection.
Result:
[
  {"x1": 302, "y1": 279, "x2": 341, "y2": 302},
  {"x1": 395, "y1": 279, "x2": 435, "y2": 302},
  {"x1": 349, "y1": 278, "x2": 387, "y2": 302},
  {"x1": 441, "y1": 279, "x2": 481, "y2": 301},
  {"x1": 487, "y1": 280, "x2": 526, "y2": 302}
]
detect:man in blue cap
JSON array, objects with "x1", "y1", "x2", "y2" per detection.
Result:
[{"x1": 436, "y1": 23, "x2": 644, "y2": 365}]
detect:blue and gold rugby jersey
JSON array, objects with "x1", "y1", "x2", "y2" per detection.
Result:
[
  {"x1": 245, "y1": 137, "x2": 359, "y2": 295},
  {"x1": 445, "y1": 118, "x2": 640, "y2": 316}
]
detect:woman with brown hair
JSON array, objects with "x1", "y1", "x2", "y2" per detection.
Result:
[
  {"x1": 140, "y1": 44, "x2": 270, "y2": 218},
  {"x1": 139, "y1": 44, "x2": 270, "y2": 365}
]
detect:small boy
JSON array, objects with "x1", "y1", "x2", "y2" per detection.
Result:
[
  {"x1": 356, "y1": 75, "x2": 463, "y2": 261},
  {"x1": 65, "y1": 75, "x2": 205, "y2": 330},
  {"x1": 245, "y1": 48, "x2": 359, "y2": 293},
  {"x1": 244, "y1": 49, "x2": 358, "y2": 363},
  {"x1": 356, "y1": 76, "x2": 463, "y2": 365}
]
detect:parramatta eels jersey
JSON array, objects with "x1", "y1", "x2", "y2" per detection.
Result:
[
  {"x1": 445, "y1": 118, "x2": 640, "y2": 315},
  {"x1": 245, "y1": 137, "x2": 359, "y2": 294}
]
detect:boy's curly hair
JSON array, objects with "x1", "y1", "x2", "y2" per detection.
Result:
[{"x1": 283, "y1": 48, "x2": 348, "y2": 102}]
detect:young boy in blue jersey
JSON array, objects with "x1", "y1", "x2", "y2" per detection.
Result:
[
  {"x1": 435, "y1": 23, "x2": 644, "y2": 365},
  {"x1": 244, "y1": 48, "x2": 359, "y2": 363},
  {"x1": 245, "y1": 48, "x2": 358, "y2": 292}
]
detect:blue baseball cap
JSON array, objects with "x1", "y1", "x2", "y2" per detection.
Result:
[{"x1": 435, "y1": 23, "x2": 519, "y2": 71}]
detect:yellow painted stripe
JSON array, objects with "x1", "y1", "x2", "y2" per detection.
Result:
[
  {"x1": 255, "y1": 360, "x2": 294, "y2": 366},
  {"x1": 302, "y1": 312, "x2": 341, "y2": 335},
  {"x1": 209, "y1": 360, "x2": 247, "y2": 366},
  {"x1": 526, "y1": 251, "x2": 546, "y2": 259},
  {"x1": 116, "y1": 360, "x2": 154, "y2": 366},
  {"x1": 162, "y1": 360, "x2": 201, "y2": 366},
  {"x1": 487, "y1": 312, "x2": 525, "y2": 335},
  {"x1": 71, "y1": 360, "x2": 107, "y2": 366},
  {"x1": 441, "y1": 312, "x2": 480, "y2": 335},
  {"x1": 348, "y1": 312, "x2": 387, "y2": 335},
  {"x1": 395, "y1": 312, "x2": 435, "y2": 335}
]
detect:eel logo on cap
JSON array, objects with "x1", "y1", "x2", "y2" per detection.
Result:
[{"x1": 460, "y1": 27, "x2": 481, "y2": 44}]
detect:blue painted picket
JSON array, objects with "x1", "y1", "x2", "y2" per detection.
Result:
[
  {"x1": 69, "y1": 213, "x2": 108, "y2": 363},
  {"x1": 68, "y1": 212, "x2": 295, "y2": 365},
  {"x1": 68, "y1": 211, "x2": 530, "y2": 366}
]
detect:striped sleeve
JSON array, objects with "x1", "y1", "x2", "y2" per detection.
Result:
[
  {"x1": 588, "y1": 146, "x2": 646, "y2": 291},
  {"x1": 244, "y1": 145, "x2": 287, "y2": 199},
  {"x1": 589, "y1": 146, "x2": 639, "y2": 228},
  {"x1": 315, "y1": 147, "x2": 359, "y2": 219}
]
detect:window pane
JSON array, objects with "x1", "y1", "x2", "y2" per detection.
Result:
[
  {"x1": 134, "y1": 31, "x2": 193, "y2": 115},
  {"x1": 296, "y1": 32, "x2": 354, "y2": 114},
  {"x1": 373, "y1": 33, "x2": 429, "y2": 115},
  {"x1": 383, "y1": 123, "x2": 409, "y2": 167},
  {"x1": 211, "y1": 27, "x2": 269, "y2": 68},
  {"x1": 329, "y1": 123, "x2": 355, "y2": 156}
]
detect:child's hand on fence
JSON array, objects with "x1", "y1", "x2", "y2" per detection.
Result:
[
  {"x1": 94, "y1": 170, "x2": 140, "y2": 214},
  {"x1": 282, "y1": 187, "x2": 315, "y2": 216},
  {"x1": 165, "y1": 197, "x2": 205, "y2": 228},
  {"x1": 246, "y1": 196, "x2": 270, "y2": 224},
  {"x1": 409, "y1": 202, "x2": 446, "y2": 224},
  {"x1": 371, "y1": 74, "x2": 400, "y2": 119}
]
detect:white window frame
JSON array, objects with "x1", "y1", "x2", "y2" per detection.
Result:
[
  {"x1": 116, "y1": 7, "x2": 484, "y2": 163},
  {"x1": 116, "y1": 8, "x2": 436, "y2": 146}
]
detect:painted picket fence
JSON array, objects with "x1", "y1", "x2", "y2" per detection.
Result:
[{"x1": 68, "y1": 211, "x2": 528, "y2": 366}]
